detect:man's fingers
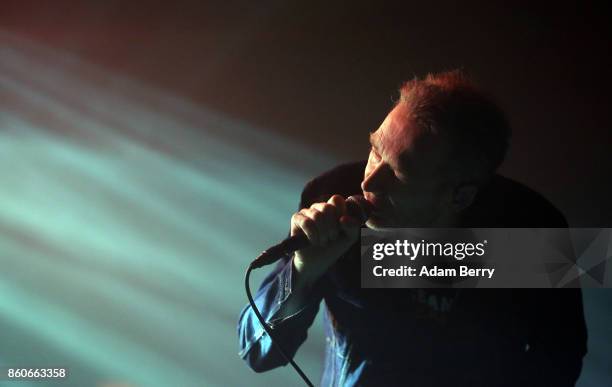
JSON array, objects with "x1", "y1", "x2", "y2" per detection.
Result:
[
  {"x1": 290, "y1": 196, "x2": 356, "y2": 247},
  {"x1": 328, "y1": 194, "x2": 346, "y2": 216},
  {"x1": 289, "y1": 196, "x2": 362, "y2": 283},
  {"x1": 311, "y1": 202, "x2": 339, "y2": 242},
  {"x1": 291, "y1": 210, "x2": 320, "y2": 245},
  {"x1": 311, "y1": 202, "x2": 336, "y2": 218}
]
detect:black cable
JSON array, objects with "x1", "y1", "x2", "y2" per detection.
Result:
[{"x1": 245, "y1": 260, "x2": 315, "y2": 387}]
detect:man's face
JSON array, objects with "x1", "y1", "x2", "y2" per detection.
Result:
[{"x1": 361, "y1": 103, "x2": 456, "y2": 228}]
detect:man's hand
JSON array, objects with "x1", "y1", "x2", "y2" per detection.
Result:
[{"x1": 291, "y1": 194, "x2": 361, "y2": 287}]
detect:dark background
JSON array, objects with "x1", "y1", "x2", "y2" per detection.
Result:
[
  {"x1": 2, "y1": 0, "x2": 610, "y2": 226},
  {"x1": 1, "y1": 1, "x2": 610, "y2": 386}
]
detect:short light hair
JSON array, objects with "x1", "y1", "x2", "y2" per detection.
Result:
[{"x1": 398, "y1": 70, "x2": 511, "y2": 182}]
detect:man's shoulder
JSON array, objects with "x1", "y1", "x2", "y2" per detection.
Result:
[{"x1": 464, "y1": 174, "x2": 569, "y2": 227}]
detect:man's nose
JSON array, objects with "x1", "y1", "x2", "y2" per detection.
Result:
[{"x1": 361, "y1": 163, "x2": 392, "y2": 193}]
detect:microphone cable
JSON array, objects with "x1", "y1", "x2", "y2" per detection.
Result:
[
  {"x1": 245, "y1": 259, "x2": 315, "y2": 387},
  {"x1": 243, "y1": 195, "x2": 371, "y2": 386}
]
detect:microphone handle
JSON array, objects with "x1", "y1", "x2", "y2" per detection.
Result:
[
  {"x1": 249, "y1": 195, "x2": 371, "y2": 269},
  {"x1": 250, "y1": 233, "x2": 309, "y2": 269}
]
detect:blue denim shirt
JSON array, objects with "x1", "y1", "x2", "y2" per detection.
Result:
[
  {"x1": 237, "y1": 162, "x2": 587, "y2": 387},
  {"x1": 238, "y1": 250, "x2": 586, "y2": 386}
]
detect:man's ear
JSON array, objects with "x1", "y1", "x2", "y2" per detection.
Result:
[{"x1": 451, "y1": 183, "x2": 479, "y2": 212}]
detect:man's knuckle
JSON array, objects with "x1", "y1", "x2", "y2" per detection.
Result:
[
  {"x1": 302, "y1": 217, "x2": 316, "y2": 229},
  {"x1": 321, "y1": 203, "x2": 333, "y2": 213}
]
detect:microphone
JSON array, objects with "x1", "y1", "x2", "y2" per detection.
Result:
[{"x1": 249, "y1": 195, "x2": 372, "y2": 269}]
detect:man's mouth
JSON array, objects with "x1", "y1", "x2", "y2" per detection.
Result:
[{"x1": 363, "y1": 193, "x2": 390, "y2": 213}]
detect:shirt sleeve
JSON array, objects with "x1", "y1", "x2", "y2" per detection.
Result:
[
  {"x1": 236, "y1": 163, "x2": 360, "y2": 372},
  {"x1": 237, "y1": 254, "x2": 325, "y2": 372}
]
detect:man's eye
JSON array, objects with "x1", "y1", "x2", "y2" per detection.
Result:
[{"x1": 370, "y1": 149, "x2": 381, "y2": 161}]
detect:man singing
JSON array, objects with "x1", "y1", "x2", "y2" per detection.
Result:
[{"x1": 237, "y1": 70, "x2": 587, "y2": 386}]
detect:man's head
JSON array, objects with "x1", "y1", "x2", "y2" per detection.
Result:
[{"x1": 362, "y1": 70, "x2": 511, "y2": 228}]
